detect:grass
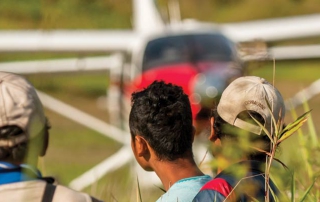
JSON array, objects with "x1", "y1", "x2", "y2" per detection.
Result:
[
  {"x1": 277, "y1": 113, "x2": 320, "y2": 201},
  {"x1": 174, "y1": 0, "x2": 320, "y2": 23},
  {"x1": 248, "y1": 59, "x2": 320, "y2": 82},
  {"x1": 26, "y1": 72, "x2": 109, "y2": 97},
  {"x1": 0, "y1": 0, "x2": 132, "y2": 29},
  {"x1": 1, "y1": 0, "x2": 320, "y2": 30},
  {"x1": 249, "y1": 61, "x2": 320, "y2": 200}
]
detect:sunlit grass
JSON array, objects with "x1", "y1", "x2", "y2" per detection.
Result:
[
  {"x1": 0, "y1": 0, "x2": 131, "y2": 29},
  {"x1": 249, "y1": 60, "x2": 320, "y2": 82}
]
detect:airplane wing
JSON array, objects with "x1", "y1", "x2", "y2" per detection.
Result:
[
  {"x1": 241, "y1": 44, "x2": 320, "y2": 61},
  {"x1": 0, "y1": 0, "x2": 319, "y2": 53},
  {"x1": 1, "y1": 43, "x2": 319, "y2": 73},
  {"x1": 0, "y1": 0, "x2": 165, "y2": 53},
  {"x1": 219, "y1": 14, "x2": 320, "y2": 42},
  {"x1": 0, "y1": 14, "x2": 319, "y2": 60},
  {"x1": 182, "y1": 14, "x2": 320, "y2": 61},
  {"x1": 0, "y1": 30, "x2": 138, "y2": 53},
  {"x1": 269, "y1": 44, "x2": 320, "y2": 60},
  {"x1": 0, "y1": 54, "x2": 123, "y2": 73}
]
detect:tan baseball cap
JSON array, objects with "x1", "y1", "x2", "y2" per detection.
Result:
[
  {"x1": 217, "y1": 76, "x2": 285, "y2": 135},
  {"x1": 0, "y1": 72, "x2": 46, "y2": 147}
]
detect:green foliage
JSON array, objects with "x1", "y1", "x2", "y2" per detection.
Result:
[
  {"x1": 261, "y1": 98, "x2": 313, "y2": 201},
  {"x1": 2, "y1": 0, "x2": 320, "y2": 29},
  {"x1": 249, "y1": 60, "x2": 320, "y2": 83},
  {"x1": 26, "y1": 72, "x2": 109, "y2": 98},
  {"x1": 300, "y1": 180, "x2": 315, "y2": 202},
  {"x1": 278, "y1": 110, "x2": 311, "y2": 144},
  {"x1": 0, "y1": 0, "x2": 132, "y2": 29},
  {"x1": 224, "y1": 93, "x2": 313, "y2": 201},
  {"x1": 161, "y1": 0, "x2": 320, "y2": 23},
  {"x1": 278, "y1": 109, "x2": 319, "y2": 201},
  {"x1": 291, "y1": 172, "x2": 295, "y2": 202}
]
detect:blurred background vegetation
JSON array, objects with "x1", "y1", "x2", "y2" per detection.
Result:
[
  {"x1": 1, "y1": 0, "x2": 320, "y2": 29},
  {"x1": 0, "y1": 0, "x2": 319, "y2": 201}
]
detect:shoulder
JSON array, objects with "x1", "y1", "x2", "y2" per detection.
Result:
[
  {"x1": 0, "y1": 181, "x2": 102, "y2": 202},
  {"x1": 179, "y1": 175, "x2": 212, "y2": 185},
  {"x1": 156, "y1": 175, "x2": 212, "y2": 202},
  {"x1": 192, "y1": 178, "x2": 236, "y2": 202},
  {"x1": 53, "y1": 184, "x2": 102, "y2": 202}
]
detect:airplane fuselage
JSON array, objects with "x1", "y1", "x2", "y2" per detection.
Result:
[{"x1": 127, "y1": 31, "x2": 244, "y2": 121}]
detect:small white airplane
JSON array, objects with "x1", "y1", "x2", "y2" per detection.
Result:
[
  {"x1": 1, "y1": 0, "x2": 320, "y2": 120},
  {"x1": 0, "y1": 0, "x2": 320, "y2": 191}
]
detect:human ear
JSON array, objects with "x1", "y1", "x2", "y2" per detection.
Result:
[
  {"x1": 191, "y1": 126, "x2": 196, "y2": 143},
  {"x1": 134, "y1": 135, "x2": 149, "y2": 157},
  {"x1": 39, "y1": 128, "x2": 49, "y2": 157},
  {"x1": 208, "y1": 117, "x2": 218, "y2": 142},
  {"x1": 40, "y1": 118, "x2": 51, "y2": 157}
]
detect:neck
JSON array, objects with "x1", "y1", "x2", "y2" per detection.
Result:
[{"x1": 152, "y1": 157, "x2": 204, "y2": 191}]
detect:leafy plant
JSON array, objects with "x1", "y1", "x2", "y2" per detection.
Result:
[{"x1": 249, "y1": 104, "x2": 311, "y2": 201}]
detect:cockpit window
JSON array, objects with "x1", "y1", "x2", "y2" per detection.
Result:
[{"x1": 142, "y1": 33, "x2": 235, "y2": 71}]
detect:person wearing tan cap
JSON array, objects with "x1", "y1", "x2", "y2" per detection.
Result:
[
  {"x1": 0, "y1": 72, "x2": 102, "y2": 202},
  {"x1": 193, "y1": 76, "x2": 285, "y2": 202}
]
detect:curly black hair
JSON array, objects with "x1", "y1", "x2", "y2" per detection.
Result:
[{"x1": 129, "y1": 80, "x2": 193, "y2": 161}]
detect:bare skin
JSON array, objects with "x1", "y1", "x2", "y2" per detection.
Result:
[
  {"x1": 131, "y1": 133, "x2": 205, "y2": 191},
  {"x1": 152, "y1": 156, "x2": 204, "y2": 191}
]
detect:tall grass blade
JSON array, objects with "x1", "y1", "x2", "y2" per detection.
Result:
[
  {"x1": 198, "y1": 149, "x2": 209, "y2": 167},
  {"x1": 249, "y1": 112, "x2": 274, "y2": 144},
  {"x1": 264, "y1": 97, "x2": 280, "y2": 137},
  {"x1": 250, "y1": 146, "x2": 271, "y2": 156},
  {"x1": 302, "y1": 102, "x2": 318, "y2": 147},
  {"x1": 136, "y1": 177, "x2": 143, "y2": 202},
  {"x1": 299, "y1": 179, "x2": 315, "y2": 202},
  {"x1": 278, "y1": 111, "x2": 311, "y2": 144},
  {"x1": 280, "y1": 110, "x2": 310, "y2": 134},
  {"x1": 268, "y1": 181, "x2": 279, "y2": 202},
  {"x1": 153, "y1": 184, "x2": 166, "y2": 193},
  {"x1": 273, "y1": 158, "x2": 289, "y2": 170},
  {"x1": 289, "y1": 108, "x2": 313, "y2": 178},
  {"x1": 291, "y1": 171, "x2": 295, "y2": 202}
]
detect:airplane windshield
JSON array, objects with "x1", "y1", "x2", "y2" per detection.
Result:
[{"x1": 142, "y1": 33, "x2": 235, "y2": 71}]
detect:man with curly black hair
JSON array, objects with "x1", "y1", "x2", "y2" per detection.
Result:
[
  {"x1": 0, "y1": 72, "x2": 102, "y2": 202},
  {"x1": 129, "y1": 80, "x2": 211, "y2": 202}
]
